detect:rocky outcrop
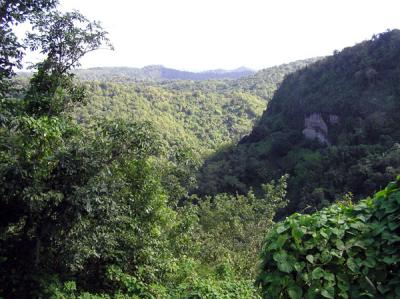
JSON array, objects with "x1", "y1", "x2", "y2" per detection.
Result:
[
  {"x1": 329, "y1": 114, "x2": 339, "y2": 125},
  {"x1": 302, "y1": 113, "x2": 329, "y2": 144}
]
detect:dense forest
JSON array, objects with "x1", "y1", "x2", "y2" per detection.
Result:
[
  {"x1": 1, "y1": 1, "x2": 399, "y2": 298},
  {"x1": 19, "y1": 65, "x2": 256, "y2": 82},
  {"x1": 198, "y1": 30, "x2": 400, "y2": 214},
  {"x1": 17, "y1": 58, "x2": 318, "y2": 158},
  {"x1": 73, "y1": 65, "x2": 255, "y2": 81},
  {"x1": 71, "y1": 58, "x2": 318, "y2": 157}
]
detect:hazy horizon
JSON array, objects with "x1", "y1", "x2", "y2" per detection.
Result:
[{"x1": 15, "y1": 0, "x2": 400, "y2": 71}]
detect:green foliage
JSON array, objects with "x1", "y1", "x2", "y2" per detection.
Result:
[
  {"x1": 22, "y1": 9, "x2": 112, "y2": 116},
  {"x1": 198, "y1": 30, "x2": 400, "y2": 214},
  {"x1": 172, "y1": 275, "x2": 261, "y2": 299},
  {"x1": 230, "y1": 58, "x2": 321, "y2": 99},
  {"x1": 26, "y1": 10, "x2": 113, "y2": 75},
  {"x1": 258, "y1": 177, "x2": 400, "y2": 299},
  {"x1": 72, "y1": 80, "x2": 266, "y2": 157},
  {"x1": 24, "y1": 63, "x2": 86, "y2": 116},
  {"x1": 0, "y1": 111, "x2": 167, "y2": 295},
  {"x1": 1, "y1": 1, "x2": 279, "y2": 296},
  {"x1": 195, "y1": 175, "x2": 288, "y2": 278},
  {"x1": 0, "y1": 0, "x2": 58, "y2": 95},
  {"x1": 4, "y1": 1, "x2": 399, "y2": 297},
  {"x1": 42, "y1": 263, "x2": 261, "y2": 299},
  {"x1": 73, "y1": 65, "x2": 255, "y2": 82}
]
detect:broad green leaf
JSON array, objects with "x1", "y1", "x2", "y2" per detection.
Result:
[
  {"x1": 276, "y1": 223, "x2": 290, "y2": 234},
  {"x1": 312, "y1": 267, "x2": 325, "y2": 280},
  {"x1": 346, "y1": 257, "x2": 359, "y2": 273},
  {"x1": 321, "y1": 286, "x2": 335, "y2": 299},
  {"x1": 288, "y1": 285, "x2": 303, "y2": 299},
  {"x1": 335, "y1": 239, "x2": 345, "y2": 250}
]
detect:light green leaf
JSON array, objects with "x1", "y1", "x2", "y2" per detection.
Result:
[{"x1": 306, "y1": 255, "x2": 314, "y2": 264}]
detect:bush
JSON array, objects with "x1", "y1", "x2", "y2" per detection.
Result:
[{"x1": 258, "y1": 176, "x2": 400, "y2": 299}]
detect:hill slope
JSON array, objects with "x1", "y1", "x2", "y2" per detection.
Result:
[
  {"x1": 197, "y1": 30, "x2": 400, "y2": 213},
  {"x1": 72, "y1": 59, "x2": 319, "y2": 158},
  {"x1": 74, "y1": 80, "x2": 265, "y2": 157},
  {"x1": 73, "y1": 65, "x2": 255, "y2": 82}
]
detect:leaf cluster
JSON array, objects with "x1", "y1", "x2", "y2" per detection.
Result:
[{"x1": 258, "y1": 177, "x2": 400, "y2": 298}]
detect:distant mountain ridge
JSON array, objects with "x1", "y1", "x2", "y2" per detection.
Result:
[
  {"x1": 17, "y1": 61, "x2": 321, "y2": 85},
  {"x1": 72, "y1": 65, "x2": 255, "y2": 81},
  {"x1": 69, "y1": 58, "x2": 321, "y2": 162}
]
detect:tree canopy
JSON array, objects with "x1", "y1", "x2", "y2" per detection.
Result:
[{"x1": 1, "y1": 1, "x2": 399, "y2": 297}]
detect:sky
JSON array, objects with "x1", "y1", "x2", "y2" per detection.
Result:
[{"x1": 20, "y1": 0, "x2": 400, "y2": 71}]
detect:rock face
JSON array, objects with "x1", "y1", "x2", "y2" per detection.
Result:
[
  {"x1": 329, "y1": 114, "x2": 339, "y2": 125},
  {"x1": 302, "y1": 113, "x2": 330, "y2": 144}
]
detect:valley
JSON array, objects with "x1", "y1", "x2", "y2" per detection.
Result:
[{"x1": 1, "y1": 1, "x2": 400, "y2": 297}]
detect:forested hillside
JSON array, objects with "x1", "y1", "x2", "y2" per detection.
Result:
[
  {"x1": 73, "y1": 81, "x2": 265, "y2": 157},
  {"x1": 73, "y1": 65, "x2": 255, "y2": 81},
  {"x1": 198, "y1": 30, "x2": 400, "y2": 214},
  {"x1": 72, "y1": 58, "x2": 318, "y2": 157},
  {"x1": 229, "y1": 57, "x2": 321, "y2": 98},
  {"x1": 0, "y1": 2, "x2": 313, "y2": 297},
  {"x1": 16, "y1": 59, "x2": 319, "y2": 159},
  {"x1": 1, "y1": 1, "x2": 399, "y2": 298}
]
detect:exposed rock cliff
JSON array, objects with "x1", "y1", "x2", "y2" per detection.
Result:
[
  {"x1": 302, "y1": 113, "x2": 340, "y2": 144},
  {"x1": 302, "y1": 113, "x2": 329, "y2": 144}
]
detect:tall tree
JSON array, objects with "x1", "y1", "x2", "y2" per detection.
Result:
[
  {"x1": 24, "y1": 10, "x2": 113, "y2": 116},
  {"x1": 0, "y1": 2, "x2": 114, "y2": 297},
  {"x1": 0, "y1": 0, "x2": 59, "y2": 95}
]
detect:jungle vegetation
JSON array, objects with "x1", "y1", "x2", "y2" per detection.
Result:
[{"x1": 1, "y1": 1, "x2": 399, "y2": 298}]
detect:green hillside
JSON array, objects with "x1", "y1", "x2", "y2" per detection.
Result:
[
  {"x1": 2, "y1": 1, "x2": 400, "y2": 297},
  {"x1": 71, "y1": 58, "x2": 318, "y2": 159},
  {"x1": 73, "y1": 65, "x2": 255, "y2": 81},
  {"x1": 198, "y1": 30, "x2": 400, "y2": 214},
  {"x1": 73, "y1": 81, "x2": 265, "y2": 157}
]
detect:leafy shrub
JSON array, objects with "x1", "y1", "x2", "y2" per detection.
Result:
[
  {"x1": 42, "y1": 263, "x2": 261, "y2": 299},
  {"x1": 258, "y1": 176, "x2": 400, "y2": 298},
  {"x1": 40, "y1": 279, "x2": 111, "y2": 299},
  {"x1": 196, "y1": 175, "x2": 288, "y2": 278},
  {"x1": 174, "y1": 276, "x2": 260, "y2": 299}
]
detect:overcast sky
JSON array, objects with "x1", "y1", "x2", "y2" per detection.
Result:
[{"x1": 22, "y1": 0, "x2": 400, "y2": 71}]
